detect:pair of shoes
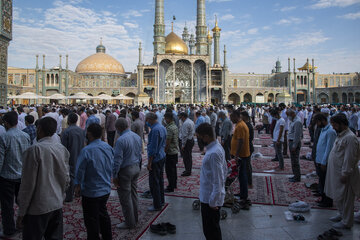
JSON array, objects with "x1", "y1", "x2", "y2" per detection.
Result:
[
  {"x1": 150, "y1": 224, "x2": 167, "y2": 235},
  {"x1": 147, "y1": 206, "x2": 161, "y2": 212},
  {"x1": 330, "y1": 215, "x2": 342, "y2": 222},
  {"x1": 332, "y1": 222, "x2": 351, "y2": 230},
  {"x1": 239, "y1": 200, "x2": 250, "y2": 210},
  {"x1": 141, "y1": 191, "x2": 152, "y2": 199},
  {"x1": 181, "y1": 172, "x2": 191, "y2": 177},
  {"x1": 271, "y1": 158, "x2": 279, "y2": 162},
  {"x1": 289, "y1": 178, "x2": 301, "y2": 183},
  {"x1": 317, "y1": 202, "x2": 333, "y2": 208},
  {"x1": 274, "y1": 166, "x2": 284, "y2": 171},
  {"x1": 160, "y1": 222, "x2": 176, "y2": 234},
  {"x1": 164, "y1": 188, "x2": 174, "y2": 193},
  {"x1": 116, "y1": 222, "x2": 131, "y2": 229}
]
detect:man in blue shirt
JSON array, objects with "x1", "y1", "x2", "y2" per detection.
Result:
[
  {"x1": 146, "y1": 112, "x2": 167, "y2": 211},
  {"x1": 113, "y1": 118, "x2": 142, "y2": 229},
  {"x1": 195, "y1": 111, "x2": 206, "y2": 155},
  {"x1": 314, "y1": 113, "x2": 337, "y2": 208},
  {"x1": 0, "y1": 111, "x2": 30, "y2": 238},
  {"x1": 23, "y1": 115, "x2": 36, "y2": 145},
  {"x1": 85, "y1": 109, "x2": 100, "y2": 129},
  {"x1": 75, "y1": 123, "x2": 114, "y2": 240}
]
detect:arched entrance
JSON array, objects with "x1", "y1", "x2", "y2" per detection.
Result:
[
  {"x1": 175, "y1": 60, "x2": 192, "y2": 103},
  {"x1": 342, "y1": 93, "x2": 347, "y2": 104},
  {"x1": 194, "y1": 60, "x2": 207, "y2": 103},
  {"x1": 348, "y1": 93, "x2": 354, "y2": 103},
  {"x1": 355, "y1": 92, "x2": 360, "y2": 103},
  {"x1": 126, "y1": 93, "x2": 135, "y2": 105},
  {"x1": 256, "y1": 93, "x2": 264, "y2": 103},
  {"x1": 159, "y1": 59, "x2": 173, "y2": 103},
  {"x1": 268, "y1": 93, "x2": 274, "y2": 103},
  {"x1": 243, "y1": 93, "x2": 252, "y2": 103},
  {"x1": 318, "y1": 93, "x2": 329, "y2": 103},
  {"x1": 332, "y1": 92, "x2": 339, "y2": 103},
  {"x1": 228, "y1": 93, "x2": 240, "y2": 105}
]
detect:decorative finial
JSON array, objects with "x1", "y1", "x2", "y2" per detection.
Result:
[
  {"x1": 100, "y1": 37, "x2": 103, "y2": 45},
  {"x1": 171, "y1": 22, "x2": 174, "y2": 32},
  {"x1": 215, "y1": 15, "x2": 218, "y2": 26}
]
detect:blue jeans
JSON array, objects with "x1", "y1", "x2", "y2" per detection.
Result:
[
  {"x1": 237, "y1": 157, "x2": 249, "y2": 200},
  {"x1": 149, "y1": 158, "x2": 165, "y2": 209}
]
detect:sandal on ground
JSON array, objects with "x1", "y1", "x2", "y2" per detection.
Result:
[{"x1": 326, "y1": 228, "x2": 343, "y2": 236}]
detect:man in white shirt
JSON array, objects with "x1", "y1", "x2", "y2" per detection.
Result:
[
  {"x1": 196, "y1": 123, "x2": 227, "y2": 240},
  {"x1": 279, "y1": 103, "x2": 289, "y2": 157},
  {"x1": 271, "y1": 108, "x2": 285, "y2": 170}
]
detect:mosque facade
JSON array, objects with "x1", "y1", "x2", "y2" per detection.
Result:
[{"x1": 4, "y1": 0, "x2": 360, "y2": 106}]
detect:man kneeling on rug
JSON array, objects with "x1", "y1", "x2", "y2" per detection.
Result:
[{"x1": 196, "y1": 123, "x2": 227, "y2": 240}]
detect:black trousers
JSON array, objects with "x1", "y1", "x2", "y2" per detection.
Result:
[
  {"x1": 149, "y1": 158, "x2": 165, "y2": 209},
  {"x1": 315, "y1": 164, "x2": 333, "y2": 204},
  {"x1": 23, "y1": 208, "x2": 63, "y2": 240},
  {"x1": 222, "y1": 137, "x2": 231, "y2": 161},
  {"x1": 165, "y1": 154, "x2": 178, "y2": 190},
  {"x1": 0, "y1": 177, "x2": 20, "y2": 236},
  {"x1": 198, "y1": 137, "x2": 205, "y2": 151},
  {"x1": 182, "y1": 139, "x2": 194, "y2": 174},
  {"x1": 107, "y1": 131, "x2": 115, "y2": 147},
  {"x1": 201, "y1": 203, "x2": 222, "y2": 240},
  {"x1": 82, "y1": 194, "x2": 112, "y2": 240}
]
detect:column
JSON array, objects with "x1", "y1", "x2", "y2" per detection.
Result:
[
  {"x1": 312, "y1": 58, "x2": 316, "y2": 104},
  {"x1": 173, "y1": 62, "x2": 176, "y2": 103},
  {"x1": 196, "y1": 0, "x2": 207, "y2": 55},
  {"x1": 42, "y1": 55, "x2": 46, "y2": 97},
  {"x1": 59, "y1": 55, "x2": 62, "y2": 94},
  {"x1": 288, "y1": 57, "x2": 291, "y2": 96},
  {"x1": 153, "y1": 0, "x2": 165, "y2": 56},
  {"x1": 65, "y1": 55, "x2": 69, "y2": 98},
  {"x1": 206, "y1": 64, "x2": 209, "y2": 103},
  {"x1": 191, "y1": 62, "x2": 194, "y2": 104},
  {"x1": 307, "y1": 58, "x2": 310, "y2": 104},
  {"x1": 35, "y1": 55, "x2": 39, "y2": 96},
  {"x1": 293, "y1": 58, "x2": 297, "y2": 103},
  {"x1": 157, "y1": 64, "x2": 160, "y2": 104}
]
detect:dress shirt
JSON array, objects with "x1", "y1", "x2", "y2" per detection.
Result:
[
  {"x1": 281, "y1": 109, "x2": 289, "y2": 131},
  {"x1": 80, "y1": 112, "x2": 88, "y2": 129},
  {"x1": 86, "y1": 115, "x2": 100, "y2": 128},
  {"x1": 23, "y1": 124, "x2": 36, "y2": 145},
  {"x1": 156, "y1": 111, "x2": 163, "y2": 125},
  {"x1": 287, "y1": 116, "x2": 303, "y2": 147},
  {"x1": 195, "y1": 115, "x2": 205, "y2": 129},
  {"x1": 220, "y1": 118, "x2": 232, "y2": 141},
  {"x1": 180, "y1": 118, "x2": 195, "y2": 148},
  {"x1": 18, "y1": 112, "x2": 27, "y2": 125},
  {"x1": 113, "y1": 130, "x2": 142, "y2": 177},
  {"x1": 131, "y1": 118, "x2": 144, "y2": 140},
  {"x1": 316, "y1": 124, "x2": 336, "y2": 165},
  {"x1": 0, "y1": 125, "x2": 5, "y2": 135},
  {"x1": 18, "y1": 137, "x2": 70, "y2": 216},
  {"x1": 165, "y1": 121, "x2": 179, "y2": 155},
  {"x1": 273, "y1": 118, "x2": 285, "y2": 142},
  {"x1": 75, "y1": 139, "x2": 114, "y2": 198},
  {"x1": 306, "y1": 112, "x2": 313, "y2": 127},
  {"x1": 147, "y1": 122, "x2": 167, "y2": 163},
  {"x1": 199, "y1": 140, "x2": 227, "y2": 207},
  {"x1": 349, "y1": 113, "x2": 358, "y2": 130},
  {"x1": 105, "y1": 114, "x2": 116, "y2": 132},
  {"x1": 0, "y1": 127, "x2": 30, "y2": 179}
]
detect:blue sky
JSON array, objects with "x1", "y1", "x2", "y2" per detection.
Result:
[{"x1": 8, "y1": 0, "x2": 360, "y2": 74}]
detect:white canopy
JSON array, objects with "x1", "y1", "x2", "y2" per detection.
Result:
[
  {"x1": 9, "y1": 92, "x2": 45, "y2": 99},
  {"x1": 67, "y1": 92, "x2": 94, "y2": 99},
  {"x1": 45, "y1": 93, "x2": 66, "y2": 100},
  {"x1": 94, "y1": 94, "x2": 113, "y2": 101},
  {"x1": 113, "y1": 94, "x2": 134, "y2": 100}
]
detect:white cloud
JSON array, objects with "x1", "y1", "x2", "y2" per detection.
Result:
[
  {"x1": 262, "y1": 26, "x2": 271, "y2": 30},
  {"x1": 207, "y1": 0, "x2": 232, "y2": 2},
  {"x1": 247, "y1": 28, "x2": 258, "y2": 34},
  {"x1": 276, "y1": 17, "x2": 302, "y2": 25},
  {"x1": 280, "y1": 6, "x2": 297, "y2": 12},
  {"x1": 338, "y1": 11, "x2": 360, "y2": 19},
  {"x1": 124, "y1": 22, "x2": 139, "y2": 29},
  {"x1": 286, "y1": 31, "x2": 330, "y2": 48},
  {"x1": 221, "y1": 14, "x2": 235, "y2": 21},
  {"x1": 121, "y1": 10, "x2": 143, "y2": 19},
  {"x1": 310, "y1": 0, "x2": 360, "y2": 9}
]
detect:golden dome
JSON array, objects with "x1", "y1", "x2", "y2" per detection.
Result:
[
  {"x1": 165, "y1": 32, "x2": 188, "y2": 55},
  {"x1": 278, "y1": 92, "x2": 291, "y2": 98},
  {"x1": 76, "y1": 42, "x2": 125, "y2": 74},
  {"x1": 298, "y1": 62, "x2": 317, "y2": 72}
]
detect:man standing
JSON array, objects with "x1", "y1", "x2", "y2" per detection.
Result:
[
  {"x1": 17, "y1": 117, "x2": 70, "y2": 239},
  {"x1": 209, "y1": 108, "x2": 217, "y2": 137},
  {"x1": 79, "y1": 107, "x2": 88, "y2": 130},
  {"x1": 219, "y1": 111, "x2": 232, "y2": 161},
  {"x1": 270, "y1": 108, "x2": 285, "y2": 171},
  {"x1": 164, "y1": 112, "x2": 179, "y2": 192},
  {"x1": 349, "y1": 107, "x2": 358, "y2": 134},
  {"x1": 23, "y1": 115, "x2": 36, "y2": 145},
  {"x1": 239, "y1": 111, "x2": 254, "y2": 188},
  {"x1": 178, "y1": 112, "x2": 195, "y2": 177},
  {"x1": 61, "y1": 113, "x2": 85, "y2": 202},
  {"x1": 75, "y1": 123, "x2": 114, "y2": 240},
  {"x1": 325, "y1": 114, "x2": 360, "y2": 229},
  {"x1": 286, "y1": 109, "x2": 303, "y2": 182},
  {"x1": 146, "y1": 112, "x2": 167, "y2": 211},
  {"x1": 113, "y1": 118, "x2": 142, "y2": 229},
  {"x1": 314, "y1": 113, "x2": 336, "y2": 208},
  {"x1": 230, "y1": 110, "x2": 251, "y2": 209},
  {"x1": 0, "y1": 112, "x2": 30, "y2": 238},
  {"x1": 86, "y1": 109, "x2": 100, "y2": 129},
  {"x1": 105, "y1": 110, "x2": 117, "y2": 147},
  {"x1": 196, "y1": 111, "x2": 206, "y2": 155},
  {"x1": 131, "y1": 110, "x2": 144, "y2": 141},
  {"x1": 196, "y1": 123, "x2": 227, "y2": 240},
  {"x1": 279, "y1": 103, "x2": 289, "y2": 158}
]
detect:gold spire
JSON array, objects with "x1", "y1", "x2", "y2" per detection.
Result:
[
  {"x1": 212, "y1": 15, "x2": 221, "y2": 32},
  {"x1": 207, "y1": 26, "x2": 212, "y2": 40},
  {"x1": 171, "y1": 22, "x2": 174, "y2": 32}
]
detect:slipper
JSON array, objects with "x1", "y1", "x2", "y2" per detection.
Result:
[{"x1": 327, "y1": 228, "x2": 343, "y2": 236}]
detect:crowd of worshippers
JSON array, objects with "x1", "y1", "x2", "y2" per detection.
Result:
[{"x1": 0, "y1": 103, "x2": 359, "y2": 239}]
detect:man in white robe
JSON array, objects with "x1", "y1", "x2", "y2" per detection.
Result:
[{"x1": 325, "y1": 113, "x2": 360, "y2": 229}]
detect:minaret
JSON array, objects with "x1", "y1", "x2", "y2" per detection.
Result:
[
  {"x1": 207, "y1": 29, "x2": 212, "y2": 66},
  {"x1": 42, "y1": 55, "x2": 46, "y2": 96},
  {"x1": 196, "y1": 0, "x2": 207, "y2": 55},
  {"x1": 59, "y1": 55, "x2": 62, "y2": 94},
  {"x1": 212, "y1": 16, "x2": 221, "y2": 67},
  {"x1": 312, "y1": 58, "x2": 316, "y2": 104},
  {"x1": 275, "y1": 58, "x2": 281, "y2": 73},
  {"x1": 65, "y1": 54, "x2": 69, "y2": 98},
  {"x1": 35, "y1": 55, "x2": 39, "y2": 96},
  {"x1": 288, "y1": 57, "x2": 292, "y2": 95},
  {"x1": 138, "y1": 42, "x2": 143, "y2": 65},
  {"x1": 182, "y1": 23, "x2": 190, "y2": 46},
  {"x1": 153, "y1": 0, "x2": 165, "y2": 56},
  {"x1": 293, "y1": 58, "x2": 297, "y2": 103},
  {"x1": 307, "y1": 58, "x2": 310, "y2": 104},
  {"x1": 223, "y1": 45, "x2": 227, "y2": 68},
  {"x1": 189, "y1": 34, "x2": 196, "y2": 55}
]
